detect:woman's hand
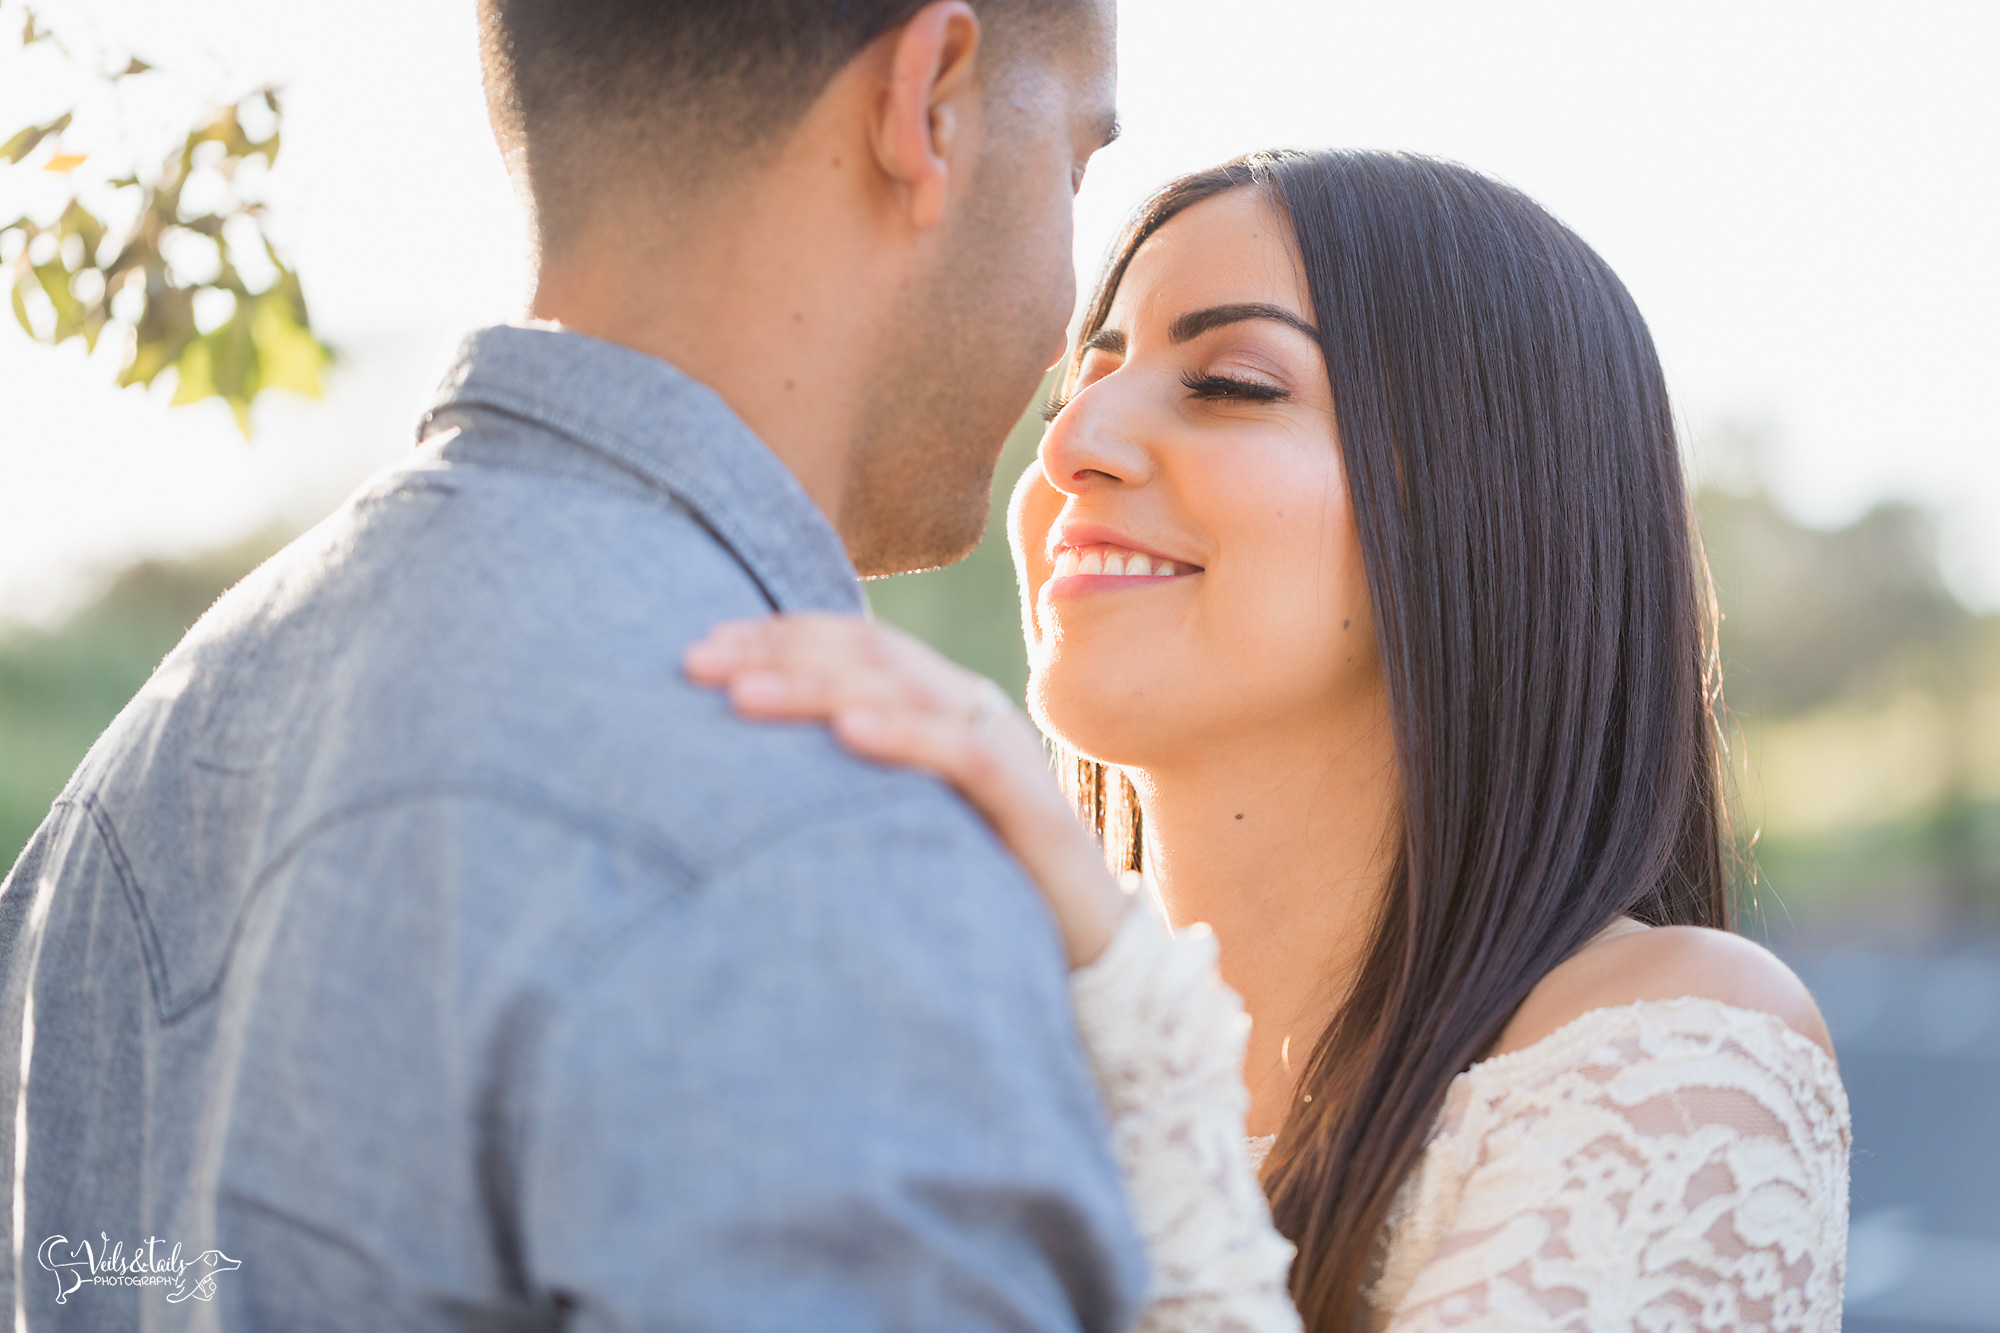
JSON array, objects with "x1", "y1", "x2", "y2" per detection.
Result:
[{"x1": 683, "y1": 614, "x2": 1133, "y2": 968}]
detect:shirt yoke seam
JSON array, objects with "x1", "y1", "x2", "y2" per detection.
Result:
[{"x1": 156, "y1": 770, "x2": 979, "y2": 1026}]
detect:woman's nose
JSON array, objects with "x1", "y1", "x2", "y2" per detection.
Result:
[{"x1": 1037, "y1": 378, "x2": 1157, "y2": 496}]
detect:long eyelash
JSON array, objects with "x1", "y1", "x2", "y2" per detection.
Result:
[
  {"x1": 1038, "y1": 391, "x2": 1071, "y2": 423},
  {"x1": 1180, "y1": 371, "x2": 1289, "y2": 403}
]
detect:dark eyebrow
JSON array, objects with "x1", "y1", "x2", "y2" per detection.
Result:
[
  {"x1": 1082, "y1": 327, "x2": 1126, "y2": 355},
  {"x1": 1169, "y1": 303, "x2": 1319, "y2": 345}
]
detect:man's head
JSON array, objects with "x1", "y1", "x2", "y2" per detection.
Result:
[{"x1": 479, "y1": 0, "x2": 1119, "y2": 577}]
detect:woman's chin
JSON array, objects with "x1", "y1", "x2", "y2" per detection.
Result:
[{"x1": 1027, "y1": 676, "x2": 1169, "y2": 772}]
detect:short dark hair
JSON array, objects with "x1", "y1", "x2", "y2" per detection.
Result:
[{"x1": 480, "y1": 0, "x2": 1078, "y2": 242}]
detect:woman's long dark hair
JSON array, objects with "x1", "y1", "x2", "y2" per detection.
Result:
[{"x1": 1061, "y1": 151, "x2": 1731, "y2": 1331}]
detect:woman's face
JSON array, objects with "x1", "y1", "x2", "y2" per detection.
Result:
[{"x1": 1011, "y1": 186, "x2": 1381, "y2": 770}]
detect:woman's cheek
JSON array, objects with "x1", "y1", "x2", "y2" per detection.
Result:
[
  {"x1": 1008, "y1": 461, "x2": 1063, "y2": 642},
  {"x1": 1203, "y1": 458, "x2": 1358, "y2": 696}
]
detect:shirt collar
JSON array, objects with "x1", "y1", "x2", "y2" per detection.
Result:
[{"x1": 417, "y1": 323, "x2": 864, "y2": 615}]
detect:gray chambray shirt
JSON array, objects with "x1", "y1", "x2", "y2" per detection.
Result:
[{"x1": 0, "y1": 325, "x2": 1146, "y2": 1332}]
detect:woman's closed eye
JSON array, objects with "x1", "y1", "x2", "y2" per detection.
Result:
[
  {"x1": 1038, "y1": 370, "x2": 1292, "y2": 424},
  {"x1": 1180, "y1": 370, "x2": 1289, "y2": 404}
]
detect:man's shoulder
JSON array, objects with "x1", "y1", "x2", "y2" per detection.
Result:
[
  {"x1": 70, "y1": 442, "x2": 1029, "y2": 1014},
  {"x1": 91, "y1": 441, "x2": 895, "y2": 867}
]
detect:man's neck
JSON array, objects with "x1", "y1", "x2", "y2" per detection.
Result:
[
  {"x1": 525, "y1": 136, "x2": 900, "y2": 538},
  {"x1": 1132, "y1": 702, "x2": 1400, "y2": 1137}
]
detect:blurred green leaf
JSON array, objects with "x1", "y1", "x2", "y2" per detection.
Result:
[
  {"x1": 31, "y1": 261, "x2": 78, "y2": 335},
  {"x1": 2, "y1": 112, "x2": 72, "y2": 164},
  {"x1": 249, "y1": 290, "x2": 328, "y2": 399},
  {"x1": 169, "y1": 336, "x2": 213, "y2": 406},
  {"x1": 214, "y1": 305, "x2": 253, "y2": 400},
  {"x1": 0, "y1": 14, "x2": 322, "y2": 436},
  {"x1": 120, "y1": 284, "x2": 198, "y2": 388},
  {"x1": 57, "y1": 200, "x2": 104, "y2": 261}
]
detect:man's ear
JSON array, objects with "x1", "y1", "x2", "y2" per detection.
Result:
[{"x1": 871, "y1": 1, "x2": 983, "y2": 230}]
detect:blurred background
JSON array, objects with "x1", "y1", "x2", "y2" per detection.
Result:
[{"x1": 3, "y1": 2, "x2": 1995, "y2": 1326}]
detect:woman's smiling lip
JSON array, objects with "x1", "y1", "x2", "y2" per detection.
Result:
[
  {"x1": 1041, "y1": 570, "x2": 1198, "y2": 604},
  {"x1": 1047, "y1": 521, "x2": 1205, "y2": 576},
  {"x1": 1040, "y1": 522, "x2": 1204, "y2": 603}
]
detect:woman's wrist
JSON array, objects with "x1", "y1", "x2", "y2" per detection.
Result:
[{"x1": 1026, "y1": 809, "x2": 1136, "y2": 969}]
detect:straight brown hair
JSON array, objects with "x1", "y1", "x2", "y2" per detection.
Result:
[{"x1": 1060, "y1": 150, "x2": 1731, "y2": 1330}]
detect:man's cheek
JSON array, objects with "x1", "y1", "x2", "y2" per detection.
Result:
[{"x1": 1038, "y1": 194, "x2": 1076, "y2": 334}]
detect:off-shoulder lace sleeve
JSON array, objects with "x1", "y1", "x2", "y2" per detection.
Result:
[
  {"x1": 1371, "y1": 997, "x2": 1851, "y2": 1333},
  {"x1": 1070, "y1": 900, "x2": 1302, "y2": 1333}
]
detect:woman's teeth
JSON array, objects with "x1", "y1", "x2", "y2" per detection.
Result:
[{"x1": 1053, "y1": 546, "x2": 1184, "y2": 579}]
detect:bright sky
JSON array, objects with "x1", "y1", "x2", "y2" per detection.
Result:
[{"x1": 2, "y1": 0, "x2": 1996, "y2": 624}]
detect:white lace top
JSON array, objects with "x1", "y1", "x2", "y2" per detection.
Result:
[{"x1": 1069, "y1": 903, "x2": 1852, "y2": 1333}]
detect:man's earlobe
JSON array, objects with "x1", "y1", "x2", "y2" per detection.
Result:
[{"x1": 873, "y1": 0, "x2": 981, "y2": 230}]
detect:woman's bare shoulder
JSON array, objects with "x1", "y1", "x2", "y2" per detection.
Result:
[{"x1": 1491, "y1": 923, "x2": 1835, "y2": 1061}]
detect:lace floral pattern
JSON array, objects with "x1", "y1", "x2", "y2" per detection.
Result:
[
  {"x1": 1071, "y1": 904, "x2": 1851, "y2": 1333},
  {"x1": 1071, "y1": 902, "x2": 1303, "y2": 1333},
  {"x1": 1370, "y1": 998, "x2": 1851, "y2": 1333}
]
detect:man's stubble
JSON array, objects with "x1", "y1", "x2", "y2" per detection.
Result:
[{"x1": 841, "y1": 147, "x2": 1064, "y2": 580}]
